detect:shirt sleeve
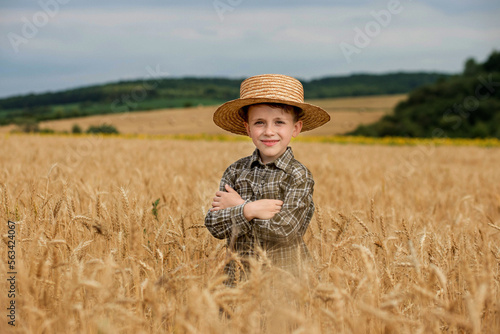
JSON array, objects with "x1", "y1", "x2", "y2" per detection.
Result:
[
  {"x1": 204, "y1": 165, "x2": 252, "y2": 240},
  {"x1": 252, "y1": 173, "x2": 314, "y2": 243}
]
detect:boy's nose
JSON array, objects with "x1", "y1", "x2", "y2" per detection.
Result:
[
  {"x1": 264, "y1": 125, "x2": 274, "y2": 135},
  {"x1": 264, "y1": 124, "x2": 275, "y2": 135}
]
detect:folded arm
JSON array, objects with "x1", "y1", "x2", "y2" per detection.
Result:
[
  {"x1": 204, "y1": 166, "x2": 252, "y2": 240},
  {"x1": 250, "y1": 177, "x2": 314, "y2": 244},
  {"x1": 205, "y1": 167, "x2": 285, "y2": 240},
  {"x1": 205, "y1": 166, "x2": 314, "y2": 243}
]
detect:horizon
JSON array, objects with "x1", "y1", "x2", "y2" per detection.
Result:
[
  {"x1": 0, "y1": 69, "x2": 457, "y2": 100},
  {"x1": 1, "y1": 0, "x2": 499, "y2": 98}
]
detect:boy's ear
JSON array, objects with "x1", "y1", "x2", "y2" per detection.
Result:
[
  {"x1": 292, "y1": 120, "x2": 303, "y2": 137},
  {"x1": 244, "y1": 122, "x2": 251, "y2": 136}
]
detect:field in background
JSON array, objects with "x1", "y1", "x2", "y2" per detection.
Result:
[
  {"x1": 1, "y1": 134, "x2": 499, "y2": 333},
  {"x1": 0, "y1": 95, "x2": 406, "y2": 136}
]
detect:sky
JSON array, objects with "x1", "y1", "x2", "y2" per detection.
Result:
[{"x1": 0, "y1": 0, "x2": 499, "y2": 98}]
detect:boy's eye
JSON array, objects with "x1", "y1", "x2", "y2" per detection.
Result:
[
  {"x1": 276, "y1": 121, "x2": 285, "y2": 124},
  {"x1": 254, "y1": 121, "x2": 264, "y2": 125}
]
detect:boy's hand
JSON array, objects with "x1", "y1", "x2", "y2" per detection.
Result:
[
  {"x1": 243, "y1": 199, "x2": 283, "y2": 221},
  {"x1": 210, "y1": 184, "x2": 245, "y2": 211}
]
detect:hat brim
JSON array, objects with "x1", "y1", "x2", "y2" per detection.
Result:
[{"x1": 213, "y1": 98, "x2": 331, "y2": 136}]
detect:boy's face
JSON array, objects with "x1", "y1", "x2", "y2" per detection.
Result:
[{"x1": 244, "y1": 104, "x2": 303, "y2": 164}]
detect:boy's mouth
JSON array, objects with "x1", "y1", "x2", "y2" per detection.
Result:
[{"x1": 261, "y1": 139, "x2": 279, "y2": 147}]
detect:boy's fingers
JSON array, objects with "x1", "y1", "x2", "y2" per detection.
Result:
[{"x1": 225, "y1": 184, "x2": 235, "y2": 193}]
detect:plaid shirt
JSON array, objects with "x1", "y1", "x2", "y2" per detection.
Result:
[{"x1": 205, "y1": 147, "x2": 314, "y2": 283}]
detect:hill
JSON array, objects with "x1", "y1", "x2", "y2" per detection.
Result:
[
  {"x1": 0, "y1": 95, "x2": 407, "y2": 136},
  {"x1": 349, "y1": 50, "x2": 500, "y2": 138},
  {"x1": 0, "y1": 72, "x2": 447, "y2": 126}
]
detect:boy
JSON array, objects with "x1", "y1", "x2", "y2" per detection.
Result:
[{"x1": 205, "y1": 74, "x2": 330, "y2": 286}]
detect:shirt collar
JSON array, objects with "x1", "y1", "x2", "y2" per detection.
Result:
[{"x1": 249, "y1": 147, "x2": 294, "y2": 172}]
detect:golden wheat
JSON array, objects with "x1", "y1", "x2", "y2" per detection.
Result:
[{"x1": 0, "y1": 133, "x2": 499, "y2": 333}]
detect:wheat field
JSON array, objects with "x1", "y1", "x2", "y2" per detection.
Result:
[{"x1": 1, "y1": 134, "x2": 499, "y2": 333}]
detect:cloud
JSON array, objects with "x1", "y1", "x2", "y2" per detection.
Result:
[{"x1": 0, "y1": 1, "x2": 499, "y2": 98}]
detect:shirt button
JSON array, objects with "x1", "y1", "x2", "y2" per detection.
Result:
[{"x1": 261, "y1": 180, "x2": 265, "y2": 184}]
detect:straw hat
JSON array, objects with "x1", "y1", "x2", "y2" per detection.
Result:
[{"x1": 213, "y1": 74, "x2": 330, "y2": 135}]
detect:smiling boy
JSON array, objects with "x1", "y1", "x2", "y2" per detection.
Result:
[{"x1": 205, "y1": 74, "x2": 330, "y2": 286}]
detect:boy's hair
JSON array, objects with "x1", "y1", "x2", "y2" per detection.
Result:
[{"x1": 239, "y1": 103, "x2": 305, "y2": 123}]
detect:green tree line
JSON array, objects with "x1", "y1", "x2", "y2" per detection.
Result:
[
  {"x1": 350, "y1": 50, "x2": 500, "y2": 138},
  {"x1": 0, "y1": 72, "x2": 447, "y2": 126}
]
